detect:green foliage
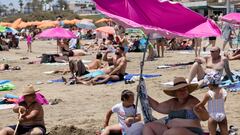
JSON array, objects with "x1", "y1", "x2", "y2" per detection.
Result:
[{"x1": 1, "y1": 11, "x2": 82, "y2": 22}]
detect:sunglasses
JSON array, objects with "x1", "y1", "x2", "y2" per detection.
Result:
[{"x1": 210, "y1": 50, "x2": 218, "y2": 53}]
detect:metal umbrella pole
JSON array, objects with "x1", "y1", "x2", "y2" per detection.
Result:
[{"x1": 134, "y1": 34, "x2": 154, "y2": 123}]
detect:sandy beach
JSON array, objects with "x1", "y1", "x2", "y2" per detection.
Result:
[{"x1": 0, "y1": 38, "x2": 239, "y2": 134}]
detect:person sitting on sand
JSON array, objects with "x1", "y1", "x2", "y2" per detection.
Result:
[
  {"x1": 224, "y1": 49, "x2": 240, "y2": 61},
  {"x1": 81, "y1": 46, "x2": 127, "y2": 85},
  {"x1": 188, "y1": 46, "x2": 234, "y2": 87},
  {"x1": 99, "y1": 90, "x2": 143, "y2": 135},
  {"x1": 68, "y1": 52, "x2": 103, "y2": 77},
  {"x1": 0, "y1": 85, "x2": 46, "y2": 135},
  {"x1": 143, "y1": 77, "x2": 209, "y2": 135}
]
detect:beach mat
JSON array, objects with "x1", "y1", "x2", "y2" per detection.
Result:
[
  {"x1": 0, "y1": 104, "x2": 15, "y2": 110},
  {"x1": 0, "y1": 80, "x2": 10, "y2": 85},
  {"x1": 157, "y1": 62, "x2": 194, "y2": 69},
  {"x1": 124, "y1": 74, "x2": 161, "y2": 81},
  {"x1": 0, "y1": 83, "x2": 15, "y2": 91},
  {"x1": 162, "y1": 78, "x2": 198, "y2": 86},
  {"x1": 47, "y1": 78, "x2": 64, "y2": 83},
  {"x1": 220, "y1": 73, "x2": 240, "y2": 92},
  {"x1": 106, "y1": 74, "x2": 161, "y2": 85}
]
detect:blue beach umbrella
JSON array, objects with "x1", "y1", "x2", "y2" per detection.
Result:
[{"x1": 76, "y1": 21, "x2": 96, "y2": 30}]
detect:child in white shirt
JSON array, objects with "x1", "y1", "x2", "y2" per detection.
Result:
[{"x1": 101, "y1": 90, "x2": 143, "y2": 135}]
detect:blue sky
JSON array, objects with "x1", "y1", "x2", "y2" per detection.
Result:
[{"x1": 0, "y1": 0, "x2": 91, "y2": 9}]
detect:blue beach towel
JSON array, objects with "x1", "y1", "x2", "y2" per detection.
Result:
[
  {"x1": 47, "y1": 78, "x2": 64, "y2": 83},
  {"x1": 220, "y1": 74, "x2": 240, "y2": 92},
  {"x1": 0, "y1": 80, "x2": 11, "y2": 85},
  {"x1": 105, "y1": 74, "x2": 161, "y2": 85}
]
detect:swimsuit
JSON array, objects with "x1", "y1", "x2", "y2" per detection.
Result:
[
  {"x1": 83, "y1": 70, "x2": 105, "y2": 78},
  {"x1": 167, "y1": 109, "x2": 203, "y2": 135},
  {"x1": 208, "y1": 89, "x2": 227, "y2": 122}
]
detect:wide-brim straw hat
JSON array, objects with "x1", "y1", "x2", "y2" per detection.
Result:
[
  {"x1": 163, "y1": 77, "x2": 198, "y2": 97},
  {"x1": 22, "y1": 84, "x2": 39, "y2": 96}
]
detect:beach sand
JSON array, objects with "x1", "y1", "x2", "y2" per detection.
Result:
[{"x1": 0, "y1": 38, "x2": 239, "y2": 134}]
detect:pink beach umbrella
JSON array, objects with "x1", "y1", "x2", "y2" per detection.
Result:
[
  {"x1": 221, "y1": 13, "x2": 240, "y2": 25},
  {"x1": 93, "y1": 0, "x2": 221, "y2": 38},
  {"x1": 36, "y1": 27, "x2": 77, "y2": 39}
]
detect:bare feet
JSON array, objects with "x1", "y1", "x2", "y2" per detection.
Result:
[{"x1": 61, "y1": 76, "x2": 67, "y2": 84}]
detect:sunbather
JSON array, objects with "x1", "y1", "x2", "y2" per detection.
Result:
[
  {"x1": 224, "y1": 49, "x2": 240, "y2": 60},
  {"x1": 68, "y1": 52, "x2": 103, "y2": 78},
  {"x1": 82, "y1": 46, "x2": 127, "y2": 85},
  {"x1": 143, "y1": 77, "x2": 209, "y2": 135},
  {"x1": 0, "y1": 64, "x2": 20, "y2": 71},
  {"x1": 0, "y1": 85, "x2": 46, "y2": 135},
  {"x1": 188, "y1": 46, "x2": 234, "y2": 87},
  {"x1": 0, "y1": 64, "x2": 9, "y2": 71}
]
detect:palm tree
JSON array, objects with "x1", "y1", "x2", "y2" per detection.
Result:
[
  {"x1": 57, "y1": 0, "x2": 69, "y2": 11},
  {"x1": 45, "y1": 0, "x2": 54, "y2": 11},
  {"x1": 18, "y1": 0, "x2": 24, "y2": 13},
  {"x1": 9, "y1": 3, "x2": 14, "y2": 15},
  {"x1": 26, "y1": 2, "x2": 32, "y2": 13}
]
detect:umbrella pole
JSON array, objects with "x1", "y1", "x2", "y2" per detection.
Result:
[{"x1": 134, "y1": 34, "x2": 151, "y2": 123}]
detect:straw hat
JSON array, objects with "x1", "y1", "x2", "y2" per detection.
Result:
[
  {"x1": 163, "y1": 77, "x2": 198, "y2": 97},
  {"x1": 22, "y1": 84, "x2": 39, "y2": 96}
]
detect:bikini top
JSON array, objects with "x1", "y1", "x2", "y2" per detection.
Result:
[{"x1": 168, "y1": 109, "x2": 198, "y2": 120}]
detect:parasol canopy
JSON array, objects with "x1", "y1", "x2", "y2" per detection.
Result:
[
  {"x1": 221, "y1": 13, "x2": 240, "y2": 25},
  {"x1": 36, "y1": 27, "x2": 77, "y2": 39},
  {"x1": 93, "y1": 0, "x2": 221, "y2": 38}
]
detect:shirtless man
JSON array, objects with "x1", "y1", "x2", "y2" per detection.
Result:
[
  {"x1": 188, "y1": 46, "x2": 234, "y2": 87},
  {"x1": 87, "y1": 46, "x2": 127, "y2": 85}
]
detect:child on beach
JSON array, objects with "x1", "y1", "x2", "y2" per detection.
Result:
[
  {"x1": 26, "y1": 33, "x2": 33, "y2": 53},
  {"x1": 0, "y1": 85, "x2": 46, "y2": 135},
  {"x1": 195, "y1": 72, "x2": 228, "y2": 135},
  {"x1": 100, "y1": 90, "x2": 143, "y2": 135}
]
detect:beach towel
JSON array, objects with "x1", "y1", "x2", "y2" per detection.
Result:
[
  {"x1": 0, "y1": 83, "x2": 15, "y2": 91},
  {"x1": 220, "y1": 74, "x2": 240, "y2": 92},
  {"x1": 47, "y1": 78, "x2": 64, "y2": 83},
  {"x1": 162, "y1": 78, "x2": 198, "y2": 86},
  {"x1": 106, "y1": 74, "x2": 161, "y2": 85},
  {"x1": 0, "y1": 104, "x2": 15, "y2": 110},
  {"x1": 124, "y1": 74, "x2": 161, "y2": 81},
  {"x1": 0, "y1": 80, "x2": 10, "y2": 85},
  {"x1": 157, "y1": 62, "x2": 194, "y2": 69},
  {"x1": 43, "y1": 63, "x2": 69, "y2": 66}
]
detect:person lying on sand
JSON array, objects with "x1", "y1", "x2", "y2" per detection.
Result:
[
  {"x1": 80, "y1": 46, "x2": 127, "y2": 85},
  {"x1": 0, "y1": 85, "x2": 46, "y2": 135},
  {"x1": 63, "y1": 65, "x2": 114, "y2": 85},
  {"x1": 224, "y1": 49, "x2": 240, "y2": 61},
  {"x1": 0, "y1": 64, "x2": 21, "y2": 71},
  {"x1": 68, "y1": 52, "x2": 103, "y2": 78}
]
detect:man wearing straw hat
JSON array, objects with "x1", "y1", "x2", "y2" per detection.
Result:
[
  {"x1": 0, "y1": 85, "x2": 46, "y2": 135},
  {"x1": 143, "y1": 77, "x2": 209, "y2": 135}
]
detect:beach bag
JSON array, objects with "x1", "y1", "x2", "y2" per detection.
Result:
[{"x1": 40, "y1": 54, "x2": 59, "y2": 63}]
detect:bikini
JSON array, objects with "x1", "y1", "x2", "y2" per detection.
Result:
[{"x1": 166, "y1": 109, "x2": 203, "y2": 135}]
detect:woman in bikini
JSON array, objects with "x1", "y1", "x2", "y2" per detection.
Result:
[{"x1": 143, "y1": 77, "x2": 209, "y2": 135}]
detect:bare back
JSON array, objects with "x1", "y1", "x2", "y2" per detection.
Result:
[{"x1": 87, "y1": 59, "x2": 102, "y2": 70}]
